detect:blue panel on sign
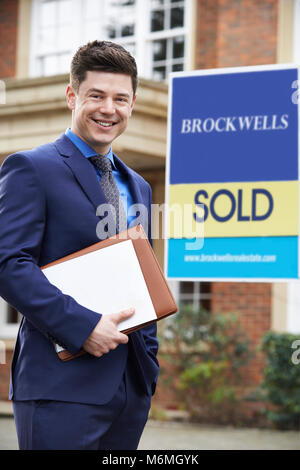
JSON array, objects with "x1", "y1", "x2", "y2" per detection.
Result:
[
  {"x1": 170, "y1": 69, "x2": 298, "y2": 184},
  {"x1": 167, "y1": 236, "x2": 298, "y2": 279}
]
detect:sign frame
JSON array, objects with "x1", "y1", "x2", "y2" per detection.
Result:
[{"x1": 164, "y1": 63, "x2": 300, "y2": 283}]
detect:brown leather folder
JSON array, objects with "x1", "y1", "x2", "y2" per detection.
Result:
[{"x1": 41, "y1": 224, "x2": 178, "y2": 361}]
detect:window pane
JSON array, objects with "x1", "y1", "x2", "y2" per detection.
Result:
[
  {"x1": 172, "y1": 63, "x2": 183, "y2": 72},
  {"x1": 107, "y1": 0, "x2": 135, "y2": 7},
  {"x1": 153, "y1": 39, "x2": 167, "y2": 61},
  {"x1": 180, "y1": 282, "x2": 194, "y2": 295},
  {"x1": 7, "y1": 305, "x2": 19, "y2": 324},
  {"x1": 121, "y1": 24, "x2": 135, "y2": 37},
  {"x1": 200, "y1": 282, "x2": 212, "y2": 311},
  {"x1": 153, "y1": 66, "x2": 166, "y2": 81},
  {"x1": 43, "y1": 55, "x2": 58, "y2": 76},
  {"x1": 58, "y1": 25, "x2": 73, "y2": 51},
  {"x1": 171, "y1": 6, "x2": 184, "y2": 28},
  {"x1": 84, "y1": 0, "x2": 101, "y2": 19},
  {"x1": 58, "y1": 0, "x2": 72, "y2": 25},
  {"x1": 123, "y1": 42, "x2": 136, "y2": 57},
  {"x1": 41, "y1": 1, "x2": 56, "y2": 27},
  {"x1": 107, "y1": 25, "x2": 116, "y2": 38},
  {"x1": 84, "y1": 20, "x2": 101, "y2": 42},
  {"x1": 105, "y1": 0, "x2": 135, "y2": 39},
  {"x1": 106, "y1": 20, "x2": 134, "y2": 38},
  {"x1": 172, "y1": 35, "x2": 184, "y2": 58},
  {"x1": 39, "y1": 26, "x2": 56, "y2": 53},
  {"x1": 58, "y1": 53, "x2": 72, "y2": 72},
  {"x1": 151, "y1": 10, "x2": 164, "y2": 32}
]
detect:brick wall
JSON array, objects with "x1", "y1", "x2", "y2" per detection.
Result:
[
  {"x1": 210, "y1": 282, "x2": 272, "y2": 386},
  {"x1": 0, "y1": 0, "x2": 18, "y2": 78},
  {"x1": 194, "y1": 0, "x2": 219, "y2": 69},
  {"x1": 195, "y1": 0, "x2": 278, "y2": 69}
]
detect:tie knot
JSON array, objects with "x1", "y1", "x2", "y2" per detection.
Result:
[{"x1": 90, "y1": 155, "x2": 112, "y2": 173}]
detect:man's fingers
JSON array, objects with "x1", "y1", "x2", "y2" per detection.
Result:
[
  {"x1": 112, "y1": 307, "x2": 135, "y2": 325},
  {"x1": 117, "y1": 332, "x2": 130, "y2": 344},
  {"x1": 83, "y1": 308, "x2": 135, "y2": 357}
]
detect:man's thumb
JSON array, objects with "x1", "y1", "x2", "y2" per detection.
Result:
[{"x1": 113, "y1": 308, "x2": 135, "y2": 324}]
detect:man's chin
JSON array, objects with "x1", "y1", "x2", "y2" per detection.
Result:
[{"x1": 87, "y1": 136, "x2": 113, "y2": 154}]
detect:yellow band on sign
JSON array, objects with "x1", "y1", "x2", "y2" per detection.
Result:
[{"x1": 168, "y1": 181, "x2": 299, "y2": 238}]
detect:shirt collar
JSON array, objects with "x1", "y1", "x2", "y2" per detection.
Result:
[{"x1": 65, "y1": 128, "x2": 116, "y2": 169}]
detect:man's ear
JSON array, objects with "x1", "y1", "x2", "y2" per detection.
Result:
[{"x1": 66, "y1": 85, "x2": 76, "y2": 110}]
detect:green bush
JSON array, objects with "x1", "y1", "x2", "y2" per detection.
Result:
[
  {"x1": 260, "y1": 331, "x2": 300, "y2": 430},
  {"x1": 158, "y1": 304, "x2": 252, "y2": 423}
]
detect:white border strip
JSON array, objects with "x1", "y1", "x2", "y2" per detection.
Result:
[
  {"x1": 164, "y1": 64, "x2": 174, "y2": 279},
  {"x1": 169, "y1": 62, "x2": 299, "y2": 79}
]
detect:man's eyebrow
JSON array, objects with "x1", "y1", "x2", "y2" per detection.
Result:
[
  {"x1": 87, "y1": 88, "x2": 131, "y2": 98},
  {"x1": 87, "y1": 88, "x2": 105, "y2": 94},
  {"x1": 115, "y1": 92, "x2": 131, "y2": 98}
]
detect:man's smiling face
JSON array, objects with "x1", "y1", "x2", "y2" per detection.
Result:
[{"x1": 66, "y1": 70, "x2": 136, "y2": 155}]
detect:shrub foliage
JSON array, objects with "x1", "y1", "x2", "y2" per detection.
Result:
[
  {"x1": 260, "y1": 331, "x2": 300, "y2": 430},
  {"x1": 158, "y1": 304, "x2": 252, "y2": 423}
]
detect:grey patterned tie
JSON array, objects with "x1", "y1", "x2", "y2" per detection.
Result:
[{"x1": 90, "y1": 155, "x2": 127, "y2": 235}]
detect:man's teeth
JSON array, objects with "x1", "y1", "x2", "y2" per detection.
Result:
[{"x1": 96, "y1": 121, "x2": 114, "y2": 127}]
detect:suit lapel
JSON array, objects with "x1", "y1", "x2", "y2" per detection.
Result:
[
  {"x1": 54, "y1": 134, "x2": 106, "y2": 211},
  {"x1": 54, "y1": 134, "x2": 146, "y2": 223}
]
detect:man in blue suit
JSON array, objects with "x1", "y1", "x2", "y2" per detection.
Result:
[{"x1": 0, "y1": 40, "x2": 159, "y2": 450}]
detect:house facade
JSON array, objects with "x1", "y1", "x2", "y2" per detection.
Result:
[{"x1": 0, "y1": 0, "x2": 299, "y2": 409}]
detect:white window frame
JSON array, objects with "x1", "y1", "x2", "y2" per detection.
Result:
[
  {"x1": 29, "y1": 0, "x2": 192, "y2": 81},
  {"x1": 177, "y1": 281, "x2": 211, "y2": 311},
  {"x1": 140, "y1": 0, "x2": 190, "y2": 80},
  {"x1": 30, "y1": 0, "x2": 85, "y2": 77}
]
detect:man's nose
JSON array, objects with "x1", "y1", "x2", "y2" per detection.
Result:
[{"x1": 99, "y1": 98, "x2": 115, "y2": 114}]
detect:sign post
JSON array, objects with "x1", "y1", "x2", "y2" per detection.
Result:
[{"x1": 165, "y1": 64, "x2": 300, "y2": 281}]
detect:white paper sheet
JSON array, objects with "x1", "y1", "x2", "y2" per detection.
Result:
[{"x1": 42, "y1": 240, "x2": 156, "y2": 331}]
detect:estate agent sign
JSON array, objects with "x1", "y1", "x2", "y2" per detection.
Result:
[{"x1": 165, "y1": 64, "x2": 300, "y2": 281}]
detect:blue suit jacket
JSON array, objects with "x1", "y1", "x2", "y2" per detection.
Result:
[{"x1": 0, "y1": 133, "x2": 159, "y2": 405}]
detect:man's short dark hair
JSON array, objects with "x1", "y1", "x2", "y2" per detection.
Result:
[{"x1": 70, "y1": 40, "x2": 138, "y2": 96}]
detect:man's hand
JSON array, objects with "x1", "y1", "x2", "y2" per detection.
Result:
[{"x1": 82, "y1": 308, "x2": 135, "y2": 357}]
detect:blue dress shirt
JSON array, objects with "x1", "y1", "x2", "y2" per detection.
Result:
[{"x1": 65, "y1": 128, "x2": 135, "y2": 225}]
